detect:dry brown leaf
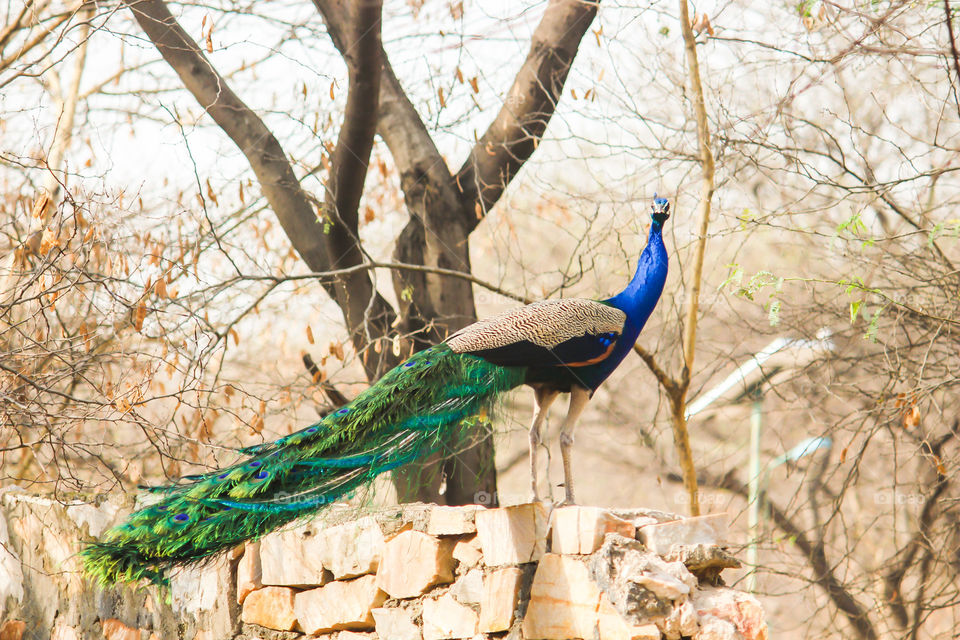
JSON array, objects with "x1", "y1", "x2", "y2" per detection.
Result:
[
  {"x1": 690, "y1": 13, "x2": 715, "y2": 35},
  {"x1": 39, "y1": 226, "x2": 58, "y2": 253},
  {"x1": 205, "y1": 20, "x2": 214, "y2": 53},
  {"x1": 330, "y1": 340, "x2": 345, "y2": 361},
  {"x1": 306, "y1": 325, "x2": 315, "y2": 345},
  {"x1": 229, "y1": 327, "x2": 240, "y2": 346},
  {"x1": 469, "y1": 77, "x2": 479, "y2": 93},
  {"x1": 902, "y1": 404, "x2": 921, "y2": 429},
  {"x1": 206, "y1": 178, "x2": 219, "y2": 206},
  {"x1": 438, "y1": 87, "x2": 446, "y2": 108},
  {"x1": 449, "y1": 1, "x2": 463, "y2": 20},
  {"x1": 32, "y1": 192, "x2": 51, "y2": 220},
  {"x1": 134, "y1": 303, "x2": 146, "y2": 332}
]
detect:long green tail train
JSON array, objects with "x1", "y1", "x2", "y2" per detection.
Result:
[{"x1": 81, "y1": 345, "x2": 524, "y2": 586}]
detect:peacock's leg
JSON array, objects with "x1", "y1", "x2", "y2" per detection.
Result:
[
  {"x1": 558, "y1": 386, "x2": 591, "y2": 506},
  {"x1": 529, "y1": 387, "x2": 559, "y2": 502}
]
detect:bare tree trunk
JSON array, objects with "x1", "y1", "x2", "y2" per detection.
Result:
[{"x1": 315, "y1": 0, "x2": 599, "y2": 505}]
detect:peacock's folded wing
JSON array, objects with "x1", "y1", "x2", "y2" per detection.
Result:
[{"x1": 446, "y1": 298, "x2": 625, "y2": 368}]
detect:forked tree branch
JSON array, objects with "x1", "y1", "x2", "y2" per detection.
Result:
[
  {"x1": 456, "y1": 0, "x2": 600, "y2": 228},
  {"x1": 123, "y1": 0, "x2": 398, "y2": 377}
]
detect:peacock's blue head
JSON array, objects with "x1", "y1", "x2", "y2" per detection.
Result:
[{"x1": 651, "y1": 194, "x2": 670, "y2": 226}]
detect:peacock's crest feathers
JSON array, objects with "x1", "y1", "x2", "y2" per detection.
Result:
[{"x1": 81, "y1": 345, "x2": 524, "y2": 586}]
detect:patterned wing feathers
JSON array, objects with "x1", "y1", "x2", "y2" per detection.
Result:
[{"x1": 446, "y1": 299, "x2": 625, "y2": 354}]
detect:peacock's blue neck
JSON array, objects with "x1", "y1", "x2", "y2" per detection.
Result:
[
  {"x1": 575, "y1": 222, "x2": 668, "y2": 390},
  {"x1": 607, "y1": 223, "x2": 668, "y2": 329}
]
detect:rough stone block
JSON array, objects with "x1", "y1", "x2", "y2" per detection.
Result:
[
  {"x1": 50, "y1": 625, "x2": 79, "y2": 640},
  {"x1": 241, "y1": 586, "x2": 298, "y2": 631},
  {"x1": 659, "y1": 597, "x2": 699, "y2": 640},
  {"x1": 551, "y1": 506, "x2": 635, "y2": 555},
  {"x1": 320, "y1": 516, "x2": 385, "y2": 579},
  {"x1": 451, "y1": 568, "x2": 483, "y2": 605},
  {"x1": 0, "y1": 621, "x2": 25, "y2": 640},
  {"x1": 260, "y1": 522, "x2": 329, "y2": 587},
  {"x1": 693, "y1": 587, "x2": 767, "y2": 640},
  {"x1": 338, "y1": 632, "x2": 377, "y2": 640},
  {"x1": 377, "y1": 530, "x2": 455, "y2": 599},
  {"x1": 663, "y1": 544, "x2": 740, "y2": 583},
  {"x1": 423, "y1": 593, "x2": 479, "y2": 640},
  {"x1": 475, "y1": 503, "x2": 547, "y2": 566},
  {"x1": 639, "y1": 514, "x2": 728, "y2": 555},
  {"x1": 452, "y1": 536, "x2": 482, "y2": 568},
  {"x1": 237, "y1": 541, "x2": 263, "y2": 604},
  {"x1": 479, "y1": 567, "x2": 522, "y2": 633},
  {"x1": 633, "y1": 570, "x2": 692, "y2": 601},
  {"x1": 428, "y1": 505, "x2": 483, "y2": 536},
  {"x1": 597, "y1": 594, "x2": 662, "y2": 640},
  {"x1": 169, "y1": 552, "x2": 237, "y2": 639},
  {"x1": 522, "y1": 553, "x2": 601, "y2": 639},
  {"x1": 590, "y1": 534, "x2": 695, "y2": 626},
  {"x1": 100, "y1": 620, "x2": 138, "y2": 640},
  {"x1": 697, "y1": 616, "x2": 739, "y2": 640},
  {"x1": 294, "y1": 575, "x2": 386, "y2": 634},
  {"x1": 372, "y1": 608, "x2": 422, "y2": 640}
]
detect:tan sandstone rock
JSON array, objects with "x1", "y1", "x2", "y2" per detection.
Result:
[
  {"x1": 236, "y1": 541, "x2": 263, "y2": 604},
  {"x1": 422, "y1": 593, "x2": 479, "y2": 640},
  {"x1": 475, "y1": 503, "x2": 547, "y2": 566},
  {"x1": 597, "y1": 594, "x2": 662, "y2": 640},
  {"x1": 100, "y1": 620, "x2": 138, "y2": 640},
  {"x1": 639, "y1": 514, "x2": 728, "y2": 556},
  {"x1": 0, "y1": 621, "x2": 25, "y2": 640},
  {"x1": 522, "y1": 553, "x2": 601, "y2": 639},
  {"x1": 319, "y1": 516, "x2": 385, "y2": 579},
  {"x1": 551, "y1": 506, "x2": 635, "y2": 555},
  {"x1": 479, "y1": 567, "x2": 522, "y2": 633},
  {"x1": 450, "y1": 568, "x2": 484, "y2": 605},
  {"x1": 294, "y1": 575, "x2": 386, "y2": 634},
  {"x1": 259, "y1": 522, "x2": 328, "y2": 587},
  {"x1": 452, "y1": 535, "x2": 483, "y2": 568},
  {"x1": 372, "y1": 607, "x2": 422, "y2": 640},
  {"x1": 693, "y1": 587, "x2": 767, "y2": 640},
  {"x1": 659, "y1": 597, "x2": 700, "y2": 639},
  {"x1": 377, "y1": 530, "x2": 455, "y2": 599},
  {"x1": 428, "y1": 505, "x2": 483, "y2": 536},
  {"x1": 241, "y1": 586, "x2": 298, "y2": 631}
]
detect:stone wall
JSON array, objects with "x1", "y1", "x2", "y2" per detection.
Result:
[{"x1": 0, "y1": 488, "x2": 767, "y2": 640}]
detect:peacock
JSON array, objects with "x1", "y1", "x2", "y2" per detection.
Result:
[{"x1": 81, "y1": 196, "x2": 671, "y2": 586}]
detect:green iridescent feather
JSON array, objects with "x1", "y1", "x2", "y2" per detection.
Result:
[{"x1": 81, "y1": 345, "x2": 524, "y2": 586}]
